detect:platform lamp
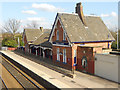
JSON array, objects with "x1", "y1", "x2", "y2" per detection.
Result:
[{"x1": 116, "y1": 27, "x2": 119, "y2": 50}]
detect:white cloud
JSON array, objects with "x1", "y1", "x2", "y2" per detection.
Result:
[
  {"x1": 101, "y1": 12, "x2": 117, "y2": 17},
  {"x1": 32, "y1": 3, "x2": 64, "y2": 12},
  {"x1": 22, "y1": 17, "x2": 52, "y2": 29},
  {"x1": 111, "y1": 12, "x2": 117, "y2": 17},
  {"x1": 26, "y1": 17, "x2": 46, "y2": 21},
  {"x1": 101, "y1": 14, "x2": 109, "y2": 17},
  {"x1": 21, "y1": 10, "x2": 37, "y2": 15}
]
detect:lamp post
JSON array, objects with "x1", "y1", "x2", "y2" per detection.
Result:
[{"x1": 117, "y1": 28, "x2": 119, "y2": 50}]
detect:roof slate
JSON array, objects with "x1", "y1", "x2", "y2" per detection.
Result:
[
  {"x1": 33, "y1": 32, "x2": 50, "y2": 45},
  {"x1": 58, "y1": 13, "x2": 115, "y2": 42},
  {"x1": 24, "y1": 28, "x2": 51, "y2": 42},
  {"x1": 24, "y1": 29, "x2": 42, "y2": 42}
]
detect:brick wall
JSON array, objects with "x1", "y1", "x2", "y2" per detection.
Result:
[
  {"x1": 52, "y1": 45, "x2": 73, "y2": 70},
  {"x1": 76, "y1": 46, "x2": 94, "y2": 74},
  {"x1": 72, "y1": 41, "x2": 112, "y2": 54},
  {"x1": 52, "y1": 20, "x2": 68, "y2": 43}
]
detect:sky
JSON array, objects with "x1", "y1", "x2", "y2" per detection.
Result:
[{"x1": 0, "y1": 1, "x2": 118, "y2": 33}]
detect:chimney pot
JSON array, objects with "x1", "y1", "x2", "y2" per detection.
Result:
[{"x1": 75, "y1": 2, "x2": 87, "y2": 26}]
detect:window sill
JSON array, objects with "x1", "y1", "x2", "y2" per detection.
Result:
[
  {"x1": 56, "y1": 60, "x2": 60, "y2": 62},
  {"x1": 63, "y1": 62, "x2": 67, "y2": 64}
]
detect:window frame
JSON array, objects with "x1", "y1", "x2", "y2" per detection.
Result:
[
  {"x1": 57, "y1": 48, "x2": 60, "y2": 61},
  {"x1": 63, "y1": 49, "x2": 67, "y2": 63},
  {"x1": 63, "y1": 31, "x2": 66, "y2": 41},
  {"x1": 56, "y1": 30, "x2": 59, "y2": 40}
]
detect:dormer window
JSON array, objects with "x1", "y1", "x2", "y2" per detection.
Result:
[
  {"x1": 63, "y1": 31, "x2": 66, "y2": 40},
  {"x1": 57, "y1": 30, "x2": 59, "y2": 40}
]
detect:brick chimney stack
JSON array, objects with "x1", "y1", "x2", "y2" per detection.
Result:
[{"x1": 75, "y1": 2, "x2": 87, "y2": 26}]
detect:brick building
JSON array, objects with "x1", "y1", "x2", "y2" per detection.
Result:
[
  {"x1": 23, "y1": 27, "x2": 52, "y2": 58},
  {"x1": 49, "y1": 2, "x2": 115, "y2": 74}
]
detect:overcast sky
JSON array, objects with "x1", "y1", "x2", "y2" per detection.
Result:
[{"x1": 0, "y1": 1, "x2": 118, "y2": 32}]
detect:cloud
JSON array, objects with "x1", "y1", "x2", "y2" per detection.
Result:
[
  {"x1": 101, "y1": 12, "x2": 117, "y2": 17},
  {"x1": 21, "y1": 10, "x2": 37, "y2": 15},
  {"x1": 32, "y1": 3, "x2": 64, "y2": 12},
  {"x1": 26, "y1": 17, "x2": 46, "y2": 21},
  {"x1": 103, "y1": 16, "x2": 118, "y2": 31},
  {"x1": 111, "y1": 12, "x2": 117, "y2": 17},
  {"x1": 101, "y1": 14, "x2": 109, "y2": 17},
  {"x1": 22, "y1": 17, "x2": 52, "y2": 29},
  {"x1": 100, "y1": 12, "x2": 118, "y2": 31}
]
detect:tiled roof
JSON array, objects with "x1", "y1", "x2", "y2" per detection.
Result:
[
  {"x1": 24, "y1": 28, "x2": 51, "y2": 42},
  {"x1": 33, "y1": 31, "x2": 52, "y2": 48},
  {"x1": 24, "y1": 29, "x2": 42, "y2": 42},
  {"x1": 58, "y1": 13, "x2": 115, "y2": 43},
  {"x1": 33, "y1": 32, "x2": 50, "y2": 45}
]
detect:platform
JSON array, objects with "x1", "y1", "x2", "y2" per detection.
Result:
[{"x1": 0, "y1": 50, "x2": 118, "y2": 88}]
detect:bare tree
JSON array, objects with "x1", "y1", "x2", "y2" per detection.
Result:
[
  {"x1": 2, "y1": 19, "x2": 21, "y2": 39},
  {"x1": 26, "y1": 21, "x2": 39, "y2": 29}
]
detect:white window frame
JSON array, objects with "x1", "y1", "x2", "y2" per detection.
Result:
[
  {"x1": 74, "y1": 50, "x2": 76, "y2": 57},
  {"x1": 57, "y1": 48, "x2": 60, "y2": 61},
  {"x1": 74, "y1": 50, "x2": 77, "y2": 64},
  {"x1": 63, "y1": 31, "x2": 66, "y2": 40},
  {"x1": 63, "y1": 49, "x2": 67, "y2": 63},
  {"x1": 56, "y1": 30, "x2": 59, "y2": 40}
]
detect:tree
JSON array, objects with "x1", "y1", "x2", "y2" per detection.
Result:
[
  {"x1": 110, "y1": 29, "x2": 120, "y2": 49},
  {"x1": 26, "y1": 21, "x2": 39, "y2": 29},
  {"x1": 2, "y1": 33, "x2": 24, "y2": 47},
  {"x1": 2, "y1": 19, "x2": 21, "y2": 39},
  {"x1": 2, "y1": 37, "x2": 17, "y2": 47}
]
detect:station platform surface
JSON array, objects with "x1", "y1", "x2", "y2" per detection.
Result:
[{"x1": 1, "y1": 50, "x2": 118, "y2": 88}]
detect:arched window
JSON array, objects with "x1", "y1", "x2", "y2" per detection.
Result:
[
  {"x1": 56, "y1": 30, "x2": 59, "y2": 40},
  {"x1": 63, "y1": 31, "x2": 66, "y2": 40},
  {"x1": 82, "y1": 56, "x2": 87, "y2": 68}
]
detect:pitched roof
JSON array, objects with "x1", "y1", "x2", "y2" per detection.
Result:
[
  {"x1": 33, "y1": 32, "x2": 50, "y2": 45},
  {"x1": 24, "y1": 29, "x2": 42, "y2": 42},
  {"x1": 51, "y1": 13, "x2": 115, "y2": 43},
  {"x1": 33, "y1": 31, "x2": 52, "y2": 48}
]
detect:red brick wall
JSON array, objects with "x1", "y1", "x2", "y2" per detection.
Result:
[
  {"x1": 73, "y1": 41, "x2": 112, "y2": 54},
  {"x1": 8, "y1": 47, "x2": 17, "y2": 51},
  {"x1": 24, "y1": 35, "x2": 27, "y2": 45},
  {"x1": 76, "y1": 46, "x2": 94, "y2": 74},
  {"x1": 23, "y1": 35, "x2": 29, "y2": 52},
  {"x1": 52, "y1": 20, "x2": 68, "y2": 43},
  {"x1": 52, "y1": 46, "x2": 73, "y2": 70},
  {"x1": 84, "y1": 42, "x2": 112, "y2": 53}
]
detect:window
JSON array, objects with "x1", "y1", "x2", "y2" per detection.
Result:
[
  {"x1": 74, "y1": 50, "x2": 77, "y2": 64},
  {"x1": 57, "y1": 30, "x2": 59, "y2": 40},
  {"x1": 74, "y1": 50, "x2": 76, "y2": 57},
  {"x1": 63, "y1": 49, "x2": 66, "y2": 63},
  {"x1": 63, "y1": 31, "x2": 66, "y2": 40},
  {"x1": 57, "y1": 48, "x2": 60, "y2": 61},
  {"x1": 82, "y1": 56, "x2": 87, "y2": 68}
]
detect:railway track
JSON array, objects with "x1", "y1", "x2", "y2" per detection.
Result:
[
  {"x1": 0, "y1": 55, "x2": 45, "y2": 89},
  {"x1": 0, "y1": 76, "x2": 8, "y2": 89}
]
